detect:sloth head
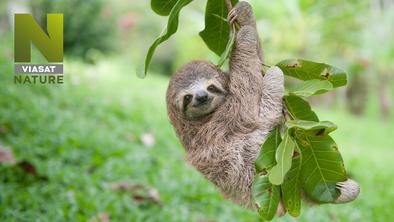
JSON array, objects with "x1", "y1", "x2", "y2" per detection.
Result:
[{"x1": 167, "y1": 61, "x2": 228, "y2": 121}]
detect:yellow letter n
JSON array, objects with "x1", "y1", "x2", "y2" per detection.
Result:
[{"x1": 14, "y1": 14, "x2": 63, "y2": 63}]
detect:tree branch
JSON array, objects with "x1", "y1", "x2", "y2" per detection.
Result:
[{"x1": 224, "y1": 0, "x2": 233, "y2": 12}]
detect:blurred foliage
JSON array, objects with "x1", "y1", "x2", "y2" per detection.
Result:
[
  {"x1": 32, "y1": 0, "x2": 118, "y2": 60},
  {"x1": 0, "y1": 0, "x2": 394, "y2": 221},
  {"x1": 0, "y1": 52, "x2": 394, "y2": 221},
  {"x1": 142, "y1": 0, "x2": 193, "y2": 76}
]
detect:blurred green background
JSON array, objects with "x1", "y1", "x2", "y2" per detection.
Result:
[{"x1": 0, "y1": 0, "x2": 393, "y2": 221}]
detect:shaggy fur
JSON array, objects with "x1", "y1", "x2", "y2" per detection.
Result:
[
  {"x1": 167, "y1": 2, "x2": 284, "y2": 208},
  {"x1": 166, "y1": 1, "x2": 359, "y2": 211}
]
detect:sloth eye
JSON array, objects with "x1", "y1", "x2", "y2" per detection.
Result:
[
  {"x1": 184, "y1": 94, "x2": 193, "y2": 103},
  {"x1": 207, "y1": 84, "x2": 220, "y2": 93}
]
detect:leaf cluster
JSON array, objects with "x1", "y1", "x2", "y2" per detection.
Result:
[{"x1": 253, "y1": 59, "x2": 348, "y2": 220}]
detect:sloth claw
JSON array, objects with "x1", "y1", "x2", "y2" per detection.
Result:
[{"x1": 334, "y1": 179, "x2": 360, "y2": 204}]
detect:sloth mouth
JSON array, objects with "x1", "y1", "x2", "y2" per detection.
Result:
[
  {"x1": 187, "y1": 109, "x2": 216, "y2": 121},
  {"x1": 185, "y1": 98, "x2": 217, "y2": 120},
  {"x1": 193, "y1": 97, "x2": 213, "y2": 107}
]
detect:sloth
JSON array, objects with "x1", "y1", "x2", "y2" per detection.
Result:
[{"x1": 166, "y1": 1, "x2": 359, "y2": 214}]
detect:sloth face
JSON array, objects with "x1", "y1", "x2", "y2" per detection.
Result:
[
  {"x1": 169, "y1": 61, "x2": 228, "y2": 121},
  {"x1": 177, "y1": 78, "x2": 227, "y2": 120}
]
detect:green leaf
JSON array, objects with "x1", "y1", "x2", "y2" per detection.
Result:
[
  {"x1": 284, "y1": 95, "x2": 319, "y2": 121},
  {"x1": 143, "y1": 0, "x2": 193, "y2": 76},
  {"x1": 268, "y1": 131, "x2": 296, "y2": 185},
  {"x1": 217, "y1": 24, "x2": 236, "y2": 67},
  {"x1": 289, "y1": 79, "x2": 333, "y2": 97},
  {"x1": 281, "y1": 154, "x2": 302, "y2": 217},
  {"x1": 151, "y1": 0, "x2": 178, "y2": 16},
  {"x1": 199, "y1": 0, "x2": 239, "y2": 56},
  {"x1": 252, "y1": 174, "x2": 280, "y2": 221},
  {"x1": 277, "y1": 59, "x2": 347, "y2": 88},
  {"x1": 286, "y1": 120, "x2": 337, "y2": 136},
  {"x1": 255, "y1": 126, "x2": 282, "y2": 172},
  {"x1": 296, "y1": 131, "x2": 347, "y2": 203}
]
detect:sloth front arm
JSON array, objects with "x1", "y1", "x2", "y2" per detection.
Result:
[
  {"x1": 224, "y1": 26, "x2": 264, "y2": 133},
  {"x1": 226, "y1": 2, "x2": 284, "y2": 133}
]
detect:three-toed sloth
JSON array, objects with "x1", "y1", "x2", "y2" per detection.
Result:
[{"x1": 166, "y1": 1, "x2": 359, "y2": 214}]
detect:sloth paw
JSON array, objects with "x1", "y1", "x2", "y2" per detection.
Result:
[
  {"x1": 228, "y1": 1, "x2": 255, "y2": 26},
  {"x1": 334, "y1": 178, "x2": 360, "y2": 204}
]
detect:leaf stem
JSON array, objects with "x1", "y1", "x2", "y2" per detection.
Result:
[{"x1": 283, "y1": 104, "x2": 295, "y2": 121}]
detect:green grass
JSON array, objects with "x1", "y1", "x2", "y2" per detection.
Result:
[{"x1": 0, "y1": 55, "x2": 393, "y2": 222}]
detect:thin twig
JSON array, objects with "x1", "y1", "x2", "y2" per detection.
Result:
[
  {"x1": 224, "y1": 0, "x2": 240, "y2": 30},
  {"x1": 224, "y1": 0, "x2": 233, "y2": 12}
]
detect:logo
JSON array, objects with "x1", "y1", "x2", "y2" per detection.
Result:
[{"x1": 14, "y1": 13, "x2": 64, "y2": 84}]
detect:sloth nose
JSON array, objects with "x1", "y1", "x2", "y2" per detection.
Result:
[{"x1": 195, "y1": 91, "x2": 209, "y2": 104}]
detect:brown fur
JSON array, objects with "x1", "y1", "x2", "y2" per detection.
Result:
[
  {"x1": 167, "y1": 2, "x2": 284, "y2": 208},
  {"x1": 166, "y1": 1, "x2": 359, "y2": 211}
]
